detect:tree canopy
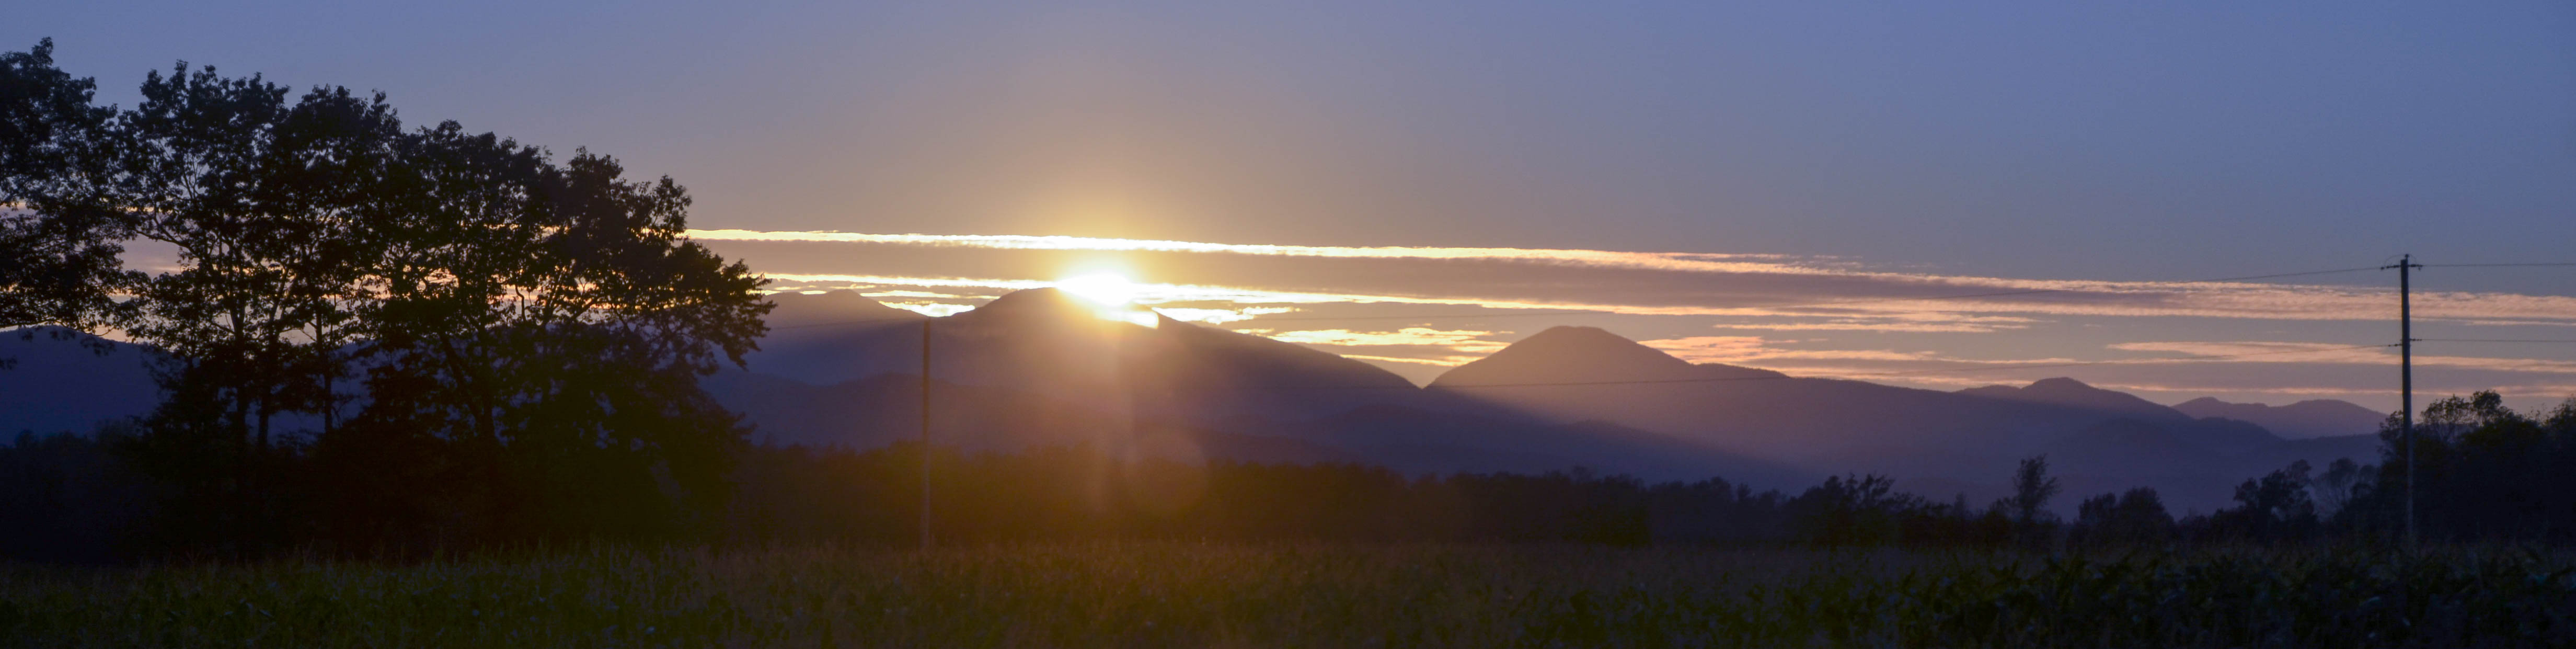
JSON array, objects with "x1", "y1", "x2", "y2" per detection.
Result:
[{"x1": 0, "y1": 39, "x2": 770, "y2": 553}]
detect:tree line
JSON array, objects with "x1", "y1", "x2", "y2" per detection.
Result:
[
  {"x1": 3, "y1": 39, "x2": 768, "y2": 556},
  {"x1": 499, "y1": 390, "x2": 2576, "y2": 550},
  {"x1": 18, "y1": 391, "x2": 2568, "y2": 562}
]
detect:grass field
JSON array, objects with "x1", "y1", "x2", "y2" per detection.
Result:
[{"x1": 5, "y1": 542, "x2": 2574, "y2": 648}]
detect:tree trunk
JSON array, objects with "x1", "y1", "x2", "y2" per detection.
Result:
[
  {"x1": 320, "y1": 371, "x2": 336, "y2": 436},
  {"x1": 229, "y1": 383, "x2": 251, "y2": 556}
]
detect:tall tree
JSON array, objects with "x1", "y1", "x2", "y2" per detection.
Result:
[
  {"x1": 0, "y1": 39, "x2": 134, "y2": 338},
  {"x1": 10, "y1": 41, "x2": 771, "y2": 551},
  {"x1": 2213, "y1": 461, "x2": 2318, "y2": 542},
  {"x1": 1995, "y1": 454, "x2": 2061, "y2": 548},
  {"x1": 2002, "y1": 454, "x2": 2060, "y2": 527},
  {"x1": 257, "y1": 86, "x2": 405, "y2": 434},
  {"x1": 100, "y1": 64, "x2": 403, "y2": 552},
  {"x1": 351, "y1": 131, "x2": 770, "y2": 541},
  {"x1": 120, "y1": 63, "x2": 398, "y2": 451}
]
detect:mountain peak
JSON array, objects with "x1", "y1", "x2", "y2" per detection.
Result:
[
  {"x1": 2026, "y1": 377, "x2": 2096, "y2": 391},
  {"x1": 956, "y1": 288, "x2": 1119, "y2": 323},
  {"x1": 1493, "y1": 327, "x2": 1695, "y2": 370},
  {"x1": 1959, "y1": 377, "x2": 2182, "y2": 419},
  {"x1": 1431, "y1": 326, "x2": 1697, "y2": 387}
]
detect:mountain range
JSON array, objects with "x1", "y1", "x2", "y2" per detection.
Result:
[{"x1": 1, "y1": 289, "x2": 2391, "y2": 514}]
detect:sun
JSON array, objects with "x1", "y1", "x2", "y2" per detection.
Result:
[
  {"x1": 1056, "y1": 272, "x2": 1141, "y2": 306},
  {"x1": 1054, "y1": 272, "x2": 1160, "y2": 326}
]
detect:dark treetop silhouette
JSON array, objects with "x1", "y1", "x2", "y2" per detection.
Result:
[{"x1": 2, "y1": 39, "x2": 768, "y2": 554}]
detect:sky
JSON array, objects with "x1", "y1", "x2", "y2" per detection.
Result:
[{"x1": 16, "y1": 1, "x2": 2576, "y2": 411}]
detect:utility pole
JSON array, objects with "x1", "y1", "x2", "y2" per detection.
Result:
[
  {"x1": 2383, "y1": 254, "x2": 2421, "y2": 546},
  {"x1": 920, "y1": 317, "x2": 934, "y2": 551}
]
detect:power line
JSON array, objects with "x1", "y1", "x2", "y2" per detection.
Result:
[
  {"x1": 2416, "y1": 338, "x2": 2576, "y2": 344},
  {"x1": 2423, "y1": 262, "x2": 2576, "y2": 268}
]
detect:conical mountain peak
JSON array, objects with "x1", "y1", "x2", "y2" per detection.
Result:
[
  {"x1": 953, "y1": 288, "x2": 1127, "y2": 324},
  {"x1": 1431, "y1": 326, "x2": 1697, "y2": 387}
]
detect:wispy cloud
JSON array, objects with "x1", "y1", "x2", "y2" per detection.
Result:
[
  {"x1": 883, "y1": 302, "x2": 976, "y2": 317},
  {"x1": 1256, "y1": 328, "x2": 1510, "y2": 366},
  {"x1": 1636, "y1": 336, "x2": 1778, "y2": 363},
  {"x1": 690, "y1": 229, "x2": 1818, "y2": 273},
  {"x1": 2109, "y1": 341, "x2": 2576, "y2": 374},
  {"x1": 1264, "y1": 327, "x2": 1506, "y2": 348},
  {"x1": 1154, "y1": 306, "x2": 1295, "y2": 324},
  {"x1": 1641, "y1": 336, "x2": 2090, "y2": 368},
  {"x1": 712, "y1": 230, "x2": 2576, "y2": 326}
]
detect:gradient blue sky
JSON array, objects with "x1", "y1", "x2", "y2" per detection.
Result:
[{"x1": 17, "y1": 2, "x2": 2576, "y2": 409}]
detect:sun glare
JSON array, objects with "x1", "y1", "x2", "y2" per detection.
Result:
[
  {"x1": 1057, "y1": 272, "x2": 1159, "y2": 326},
  {"x1": 1057, "y1": 272, "x2": 1141, "y2": 306}
]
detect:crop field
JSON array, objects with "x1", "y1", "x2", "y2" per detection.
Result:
[{"x1": 4, "y1": 542, "x2": 2574, "y2": 648}]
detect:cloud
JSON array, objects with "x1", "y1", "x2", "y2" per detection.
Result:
[
  {"x1": 1265, "y1": 327, "x2": 1506, "y2": 348},
  {"x1": 2109, "y1": 341, "x2": 2576, "y2": 374},
  {"x1": 1153, "y1": 306, "x2": 1295, "y2": 324},
  {"x1": 1636, "y1": 336, "x2": 1775, "y2": 363},
  {"x1": 1640, "y1": 336, "x2": 2097, "y2": 369},
  {"x1": 1258, "y1": 327, "x2": 1511, "y2": 366},
  {"x1": 1338, "y1": 353, "x2": 1482, "y2": 368},
  {"x1": 688, "y1": 229, "x2": 1818, "y2": 273},
  {"x1": 882, "y1": 301, "x2": 976, "y2": 317},
  {"x1": 709, "y1": 231, "x2": 2576, "y2": 327},
  {"x1": 862, "y1": 289, "x2": 983, "y2": 300},
  {"x1": 1700, "y1": 312, "x2": 2042, "y2": 333}
]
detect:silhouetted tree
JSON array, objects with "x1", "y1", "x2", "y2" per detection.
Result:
[
  {"x1": 2070, "y1": 487, "x2": 2174, "y2": 547},
  {"x1": 78, "y1": 61, "x2": 419, "y2": 555},
  {"x1": 2331, "y1": 390, "x2": 2576, "y2": 542},
  {"x1": 1993, "y1": 454, "x2": 2061, "y2": 548},
  {"x1": 2311, "y1": 458, "x2": 2363, "y2": 519},
  {"x1": 1, "y1": 39, "x2": 134, "y2": 338},
  {"x1": 0, "y1": 41, "x2": 774, "y2": 554},
  {"x1": 1789, "y1": 474, "x2": 1913, "y2": 546},
  {"x1": 2207, "y1": 460, "x2": 2317, "y2": 542},
  {"x1": 341, "y1": 133, "x2": 770, "y2": 543}
]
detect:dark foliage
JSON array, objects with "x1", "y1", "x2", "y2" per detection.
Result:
[
  {"x1": 2336, "y1": 391, "x2": 2576, "y2": 542},
  {"x1": 2068, "y1": 487, "x2": 2176, "y2": 547},
  {"x1": 1, "y1": 39, "x2": 136, "y2": 340},
  {"x1": 9, "y1": 428, "x2": 2068, "y2": 559},
  {"x1": 22, "y1": 384, "x2": 2576, "y2": 561},
  {"x1": 0, "y1": 40, "x2": 766, "y2": 559}
]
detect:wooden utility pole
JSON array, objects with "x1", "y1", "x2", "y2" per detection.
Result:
[
  {"x1": 2384, "y1": 254, "x2": 2421, "y2": 546},
  {"x1": 921, "y1": 317, "x2": 934, "y2": 551}
]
